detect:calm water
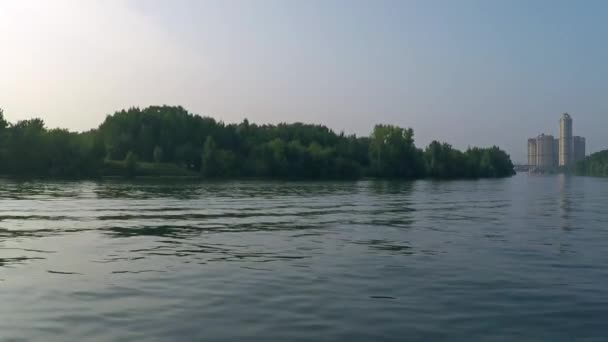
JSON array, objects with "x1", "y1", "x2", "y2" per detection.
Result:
[{"x1": 1, "y1": 174, "x2": 608, "y2": 341}]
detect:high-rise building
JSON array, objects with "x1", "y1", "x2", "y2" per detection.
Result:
[
  {"x1": 553, "y1": 138, "x2": 560, "y2": 167},
  {"x1": 527, "y1": 138, "x2": 537, "y2": 166},
  {"x1": 536, "y1": 134, "x2": 556, "y2": 168},
  {"x1": 573, "y1": 136, "x2": 586, "y2": 162},
  {"x1": 559, "y1": 113, "x2": 573, "y2": 166},
  {"x1": 526, "y1": 113, "x2": 585, "y2": 171}
]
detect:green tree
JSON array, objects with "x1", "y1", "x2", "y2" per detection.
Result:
[
  {"x1": 369, "y1": 124, "x2": 423, "y2": 178},
  {"x1": 573, "y1": 150, "x2": 608, "y2": 177},
  {"x1": 0, "y1": 108, "x2": 8, "y2": 130},
  {"x1": 153, "y1": 146, "x2": 163, "y2": 164},
  {"x1": 125, "y1": 151, "x2": 138, "y2": 178},
  {"x1": 201, "y1": 136, "x2": 218, "y2": 177},
  {"x1": 0, "y1": 105, "x2": 515, "y2": 180}
]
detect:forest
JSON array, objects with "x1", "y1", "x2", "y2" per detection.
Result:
[
  {"x1": 572, "y1": 150, "x2": 608, "y2": 177},
  {"x1": 0, "y1": 106, "x2": 515, "y2": 179}
]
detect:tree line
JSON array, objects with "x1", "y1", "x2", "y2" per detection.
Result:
[
  {"x1": 572, "y1": 150, "x2": 608, "y2": 177},
  {"x1": 0, "y1": 106, "x2": 515, "y2": 179}
]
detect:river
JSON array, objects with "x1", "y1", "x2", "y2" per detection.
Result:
[{"x1": 1, "y1": 174, "x2": 607, "y2": 341}]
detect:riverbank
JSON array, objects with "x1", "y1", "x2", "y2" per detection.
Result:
[{"x1": 0, "y1": 159, "x2": 516, "y2": 182}]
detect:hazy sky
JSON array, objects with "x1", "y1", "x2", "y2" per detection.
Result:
[{"x1": 1, "y1": 0, "x2": 607, "y2": 162}]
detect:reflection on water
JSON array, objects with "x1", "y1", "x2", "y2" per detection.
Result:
[
  {"x1": 559, "y1": 174, "x2": 572, "y2": 223},
  {"x1": 1, "y1": 175, "x2": 608, "y2": 341}
]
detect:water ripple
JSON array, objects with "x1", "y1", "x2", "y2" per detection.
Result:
[{"x1": 1, "y1": 176, "x2": 608, "y2": 341}]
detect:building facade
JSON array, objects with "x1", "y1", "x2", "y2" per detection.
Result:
[
  {"x1": 553, "y1": 138, "x2": 560, "y2": 167},
  {"x1": 574, "y1": 136, "x2": 586, "y2": 162},
  {"x1": 536, "y1": 134, "x2": 556, "y2": 168},
  {"x1": 559, "y1": 113, "x2": 573, "y2": 166},
  {"x1": 527, "y1": 138, "x2": 537, "y2": 166}
]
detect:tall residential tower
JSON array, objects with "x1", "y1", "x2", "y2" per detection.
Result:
[
  {"x1": 536, "y1": 134, "x2": 557, "y2": 168},
  {"x1": 559, "y1": 113, "x2": 573, "y2": 166},
  {"x1": 527, "y1": 113, "x2": 585, "y2": 170}
]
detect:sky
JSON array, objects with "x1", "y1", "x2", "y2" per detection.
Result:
[{"x1": 0, "y1": 0, "x2": 607, "y2": 163}]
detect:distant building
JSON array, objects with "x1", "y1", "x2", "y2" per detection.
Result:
[
  {"x1": 536, "y1": 134, "x2": 556, "y2": 168},
  {"x1": 573, "y1": 136, "x2": 586, "y2": 162},
  {"x1": 527, "y1": 113, "x2": 585, "y2": 170},
  {"x1": 553, "y1": 138, "x2": 560, "y2": 168},
  {"x1": 527, "y1": 134, "x2": 557, "y2": 169},
  {"x1": 527, "y1": 138, "x2": 537, "y2": 166},
  {"x1": 559, "y1": 113, "x2": 573, "y2": 166}
]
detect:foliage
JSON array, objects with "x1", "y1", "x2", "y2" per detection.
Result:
[
  {"x1": 572, "y1": 150, "x2": 608, "y2": 177},
  {"x1": 153, "y1": 146, "x2": 163, "y2": 163},
  {"x1": 102, "y1": 160, "x2": 199, "y2": 177},
  {"x1": 201, "y1": 136, "x2": 218, "y2": 177},
  {"x1": 125, "y1": 151, "x2": 138, "y2": 178},
  {"x1": 369, "y1": 125, "x2": 425, "y2": 178},
  {"x1": 0, "y1": 108, "x2": 8, "y2": 130},
  {"x1": 0, "y1": 106, "x2": 515, "y2": 179}
]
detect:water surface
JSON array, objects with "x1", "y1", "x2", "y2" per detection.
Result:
[{"x1": 1, "y1": 174, "x2": 607, "y2": 341}]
